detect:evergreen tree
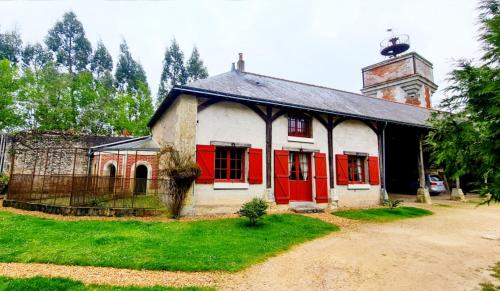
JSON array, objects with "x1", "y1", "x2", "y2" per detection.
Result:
[
  {"x1": 45, "y1": 11, "x2": 92, "y2": 74},
  {"x1": 158, "y1": 39, "x2": 187, "y2": 99},
  {"x1": 0, "y1": 29, "x2": 22, "y2": 64},
  {"x1": 113, "y1": 40, "x2": 153, "y2": 135},
  {"x1": 22, "y1": 42, "x2": 52, "y2": 72},
  {"x1": 186, "y1": 46, "x2": 208, "y2": 83},
  {"x1": 115, "y1": 40, "x2": 147, "y2": 93},
  {"x1": 90, "y1": 40, "x2": 113, "y2": 78},
  {"x1": 427, "y1": 0, "x2": 500, "y2": 203}
]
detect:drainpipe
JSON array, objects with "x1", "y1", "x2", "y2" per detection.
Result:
[{"x1": 381, "y1": 122, "x2": 388, "y2": 201}]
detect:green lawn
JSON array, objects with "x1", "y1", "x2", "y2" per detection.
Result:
[
  {"x1": 332, "y1": 206, "x2": 433, "y2": 222},
  {"x1": 0, "y1": 211, "x2": 338, "y2": 272},
  {"x1": 0, "y1": 276, "x2": 210, "y2": 291}
]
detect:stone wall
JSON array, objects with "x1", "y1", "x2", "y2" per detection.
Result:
[{"x1": 3, "y1": 132, "x2": 130, "y2": 176}]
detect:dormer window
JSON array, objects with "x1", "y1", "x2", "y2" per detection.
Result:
[{"x1": 288, "y1": 114, "x2": 312, "y2": 138}]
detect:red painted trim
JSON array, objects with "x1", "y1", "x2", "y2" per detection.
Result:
[
  {"x1": 347, "y1": 155, "x2": 367, "y2": 184},
  {"x1": 336, "y1": 154, "x2": 348, "y2": 185},
  {"x1": 214, "y1": 147, "x2": 245, "y2": 182},
  {"x1": 314, "y1": 152, "x2": 328, "y2": 203},
  {"x1": 288, "y1": 115, "x2": 312, "y2": 138},
  {"x1": 368, "y1": 156, "x2": 380, "y2": 185},
  {"x1": 274, "y1": 150, "x2": 290, "y2": 204},
  {"x1": 196, "y1": 144, "x2": 215, "y2": 184},
  {"x1": 248, "y1": 148, "x2": 263, "y2": 184}
]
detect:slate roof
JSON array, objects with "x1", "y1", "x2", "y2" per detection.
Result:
[
  {"x1": 150, "y1": 70, "x2": 434, "y2": 128},
  {"x1": 91, "y1": 136, "x2": 160, "y2": 152}
]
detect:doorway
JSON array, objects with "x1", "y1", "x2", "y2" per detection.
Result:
[
  {"x1": 107, "y1": 164, "x2": 116, "y2": 192},
  {"x1": 134, "y1": 164, "x2": 148, "y2": 194},
  {"x1": 288, "y1": 152, "x2": 312, "y2": 201}
]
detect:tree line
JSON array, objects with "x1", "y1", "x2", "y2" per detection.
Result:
[
  {"x1": 428, "y1": 0, "x2": 499, "y2": 203},
  {"x1": 0, "y1": 11, "x2": 208, "y2": 136}
]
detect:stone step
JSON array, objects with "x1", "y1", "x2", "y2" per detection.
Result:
[{"x1": 289, "y1": 202, "x2": 325, "y2": 213}]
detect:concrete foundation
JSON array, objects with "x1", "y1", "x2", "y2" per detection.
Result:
[
  {"x1": 416, "y1": 187, "x2": 432, "y2": 204},
  {"x1": 451, "y1": 188, "x2": 465, "y2": 201}
]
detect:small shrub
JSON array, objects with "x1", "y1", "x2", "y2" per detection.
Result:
[
  {"x1": 238, "y1": 198, "x2": 268, "y2": 226},
  {"x1": 0, "y1": 174, "x2": 8, "y2": 194},
  {"x1": 384, "y1": 199, "x2": 403, "y2": 209},
  {"x1": 89, "y1": 198, "x2": 105, "y2": 209}
]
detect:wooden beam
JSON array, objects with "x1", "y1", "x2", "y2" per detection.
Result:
[
  {"x1": 197, "y1": 98, "x2": 222, "y2": 113},
  {"x1": 246, "y1": 103, "x2": 267, "y2": 122},
  {"x1": 271, "y1": 109, "x2": 287, "y2": 122},
  {"x1": 266, "y1": 106, "x2": 272, "y2": 189}
]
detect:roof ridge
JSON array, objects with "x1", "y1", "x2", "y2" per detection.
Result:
[{"x1": 240, "y1": 71, "x2": 435, "y2": 112}]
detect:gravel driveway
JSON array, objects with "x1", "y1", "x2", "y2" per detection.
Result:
[{"x1": 218, "y1": 201, "x2": 500, "y2": 291}]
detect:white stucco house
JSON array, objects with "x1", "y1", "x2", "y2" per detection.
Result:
[{"x1": 148, "y1": 52, "x2": 438, "y2": 214}]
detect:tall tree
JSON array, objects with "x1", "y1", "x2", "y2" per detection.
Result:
[
  {"x1": 22, "y1": 42, "x2": 52, "y2": 72},
  {"x1": 186, "y1": 46, "x2": 208, "y2": 83},
  {"x1": 158, "y1": 39, "x2": 187, "y2": 99},
  {"x1": 427, "y1": 0, "x2": 500, "y2": 203},
  {"x1": 90, "y1": 40, "x2": 113, "y2": 78},
  {"x1": 18, "y1": 62, "x2": 73, "y2": 131},
  {"x1": 113, "y1": 40, "x2": 153, "y2": 135},
  {"x1": 45, "y1": 11, "x2": 92, "y2": 74},
  {"x1": 115, "y1": 40, "x2": 147, "y2": 93},
  {"x1": 0, "y1": 29, "x2": 22, "y2": 64},
  {"x1": 0, "y1": 60, "x2": 23, "y2": 131}
]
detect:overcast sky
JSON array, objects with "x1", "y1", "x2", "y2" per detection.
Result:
[{"x1": 1, "y1": 0, "x2": 482, "y2": 105}]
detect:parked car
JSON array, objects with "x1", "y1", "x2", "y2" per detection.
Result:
[
  {"x1": 426, "y1": 175, "x2": 446, "y2": 195},
  {"x1": 404, "y1": 174, "x2": 447, "y2": 195}
]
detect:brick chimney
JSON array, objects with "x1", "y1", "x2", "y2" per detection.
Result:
[
  {"x1": 361, "y1": 52, "x2": 438, "y2": 109},
  {"x1": 237, "y1": 53, "x2": 245, "y2": 72}
]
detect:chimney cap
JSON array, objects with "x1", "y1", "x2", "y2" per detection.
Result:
[{"x1": 238, "y1": 53, "x2": 243, "y2": 60}]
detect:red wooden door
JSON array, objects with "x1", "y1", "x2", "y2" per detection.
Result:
[{"x1": 289, "y1": 152, "x2": 312, "y2": 201}]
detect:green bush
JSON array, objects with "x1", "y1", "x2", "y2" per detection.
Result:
[
  {"x1": 0, "y1": 174, "x2": 8, "y2": 194},
  {"x1": 238, "y1": 198, "x2": 268, "y2": 226},
  {"x1": 384, "y1": 199, "x2": 403, "y2": 209}
]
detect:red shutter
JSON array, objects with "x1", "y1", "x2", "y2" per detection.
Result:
[
  {"x1": 336, "y1": 154, "x2": 348, "y2": 185},
  {"x1": 368, "y1": 156, "x2": 380, "y2": 185},
  {"x1": 274, "y1": 150, "x2": 289, "y2": 204},
  {"x1": 314, "y1": 152, "x2": 328, "y2": 203},
  {"x1": 196, "y1": 144, "x2": 215, "y2": 184},
  {"x1": 248, "y1": 148, "x2": 263, "y2": 184}
]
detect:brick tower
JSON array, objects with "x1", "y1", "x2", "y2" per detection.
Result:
[{"x1": 361, "y1": 52, "x2": 438, "y2": 109}]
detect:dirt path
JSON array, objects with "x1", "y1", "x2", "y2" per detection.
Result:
[
  {"x1": 0, "y1": 201, "x2": 499, "y2": 290},
  {"x1": 218, "y1": 202, "x2": 500, "y2": 291}
]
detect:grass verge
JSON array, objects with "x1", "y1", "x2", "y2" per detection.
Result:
[
  {"x1": 0, "y1": 211, "x2": 338, "y2": 272},
  {"x1": 0, "y1": 276, "x2": 211, "y2": 291},
  {"x1": 332, "y1": 206, "x2": 433, "y2": 222}
]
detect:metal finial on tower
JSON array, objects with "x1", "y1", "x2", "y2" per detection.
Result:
[{"x1": 380, "y1": 29, "x2": 410, "y2": 58}]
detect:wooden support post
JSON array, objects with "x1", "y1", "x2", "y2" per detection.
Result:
[
  {"x1": 265, "y1": 106, "x2": 272, "y2": 191},
  {"x1": 327, "y1": 116, "x2": 334, "y2": 190},
  {"x1": 377, "y1": 122, "x2": 388, "y2": 201},
  {"x1": 416, "y1": 134, "x2": 431, "y2": 204},
  {"x1": 69, "y1": 148, "x2": 77, "y2": 206},
  {"x1": 6, "y1": 148, "x2": 15, "y2": 200}
]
